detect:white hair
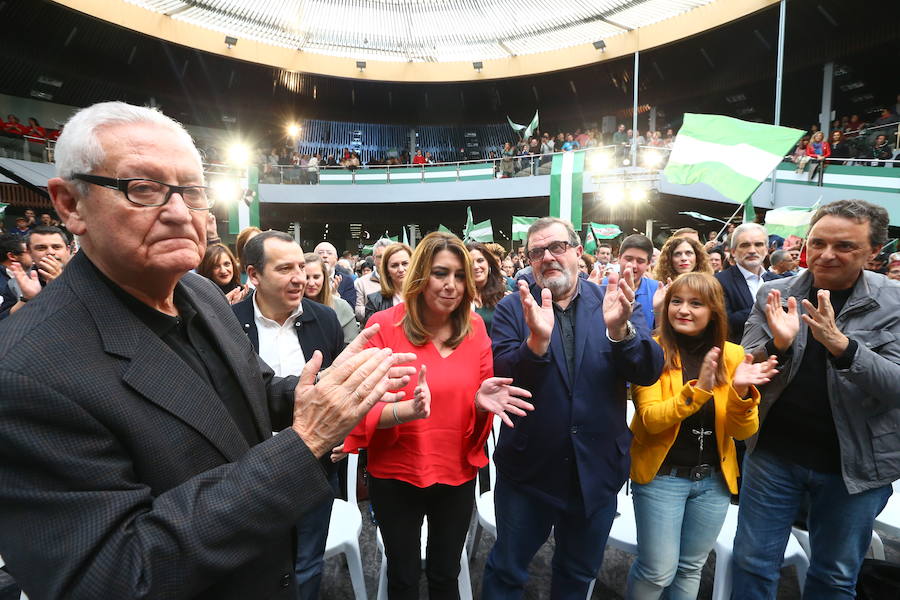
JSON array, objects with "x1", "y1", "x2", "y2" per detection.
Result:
[
  {"x1": 730, "y1": 222, "x2": 768, "y2": 250},
  {"x1": 314, "y1": 241, "x2": 337, "y2": 255},
  {"x1": 373, "y1": 238, "x2": 394, "y2": 251},
  {"x1": 54, "y1": 101, "x2": 202, "y2": 193}
]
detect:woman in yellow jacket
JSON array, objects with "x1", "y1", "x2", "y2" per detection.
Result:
[{"x1": 626, "y1": 272, "x2": 778, "y2": 600}]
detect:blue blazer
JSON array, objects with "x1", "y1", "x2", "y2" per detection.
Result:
[
  {"x1": 491, "y1": 278, "x2": 663, "y2": 516},
  {"x1": 715, "y1": 266, "x2": 755, "y2": 344}
]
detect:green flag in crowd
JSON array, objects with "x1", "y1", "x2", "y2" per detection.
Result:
[
  {"x1": 550, "y1": 151, "x2": 585, "y2": 228},
  {"x1": 664, "y1": 113, "x2": 803, "y2": 203},
  {"x1": 511, "y1": 216, "x2": 538, "y2": 241},
  {"x1": 467, "y1": 219, "x2": 493, "y2": 243}
]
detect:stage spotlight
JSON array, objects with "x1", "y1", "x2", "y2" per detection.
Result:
[
  {"x1": 224, "y1": 36, "x2": 238, "y2": 49},
  {"x1": 630, "y1": 188, "x2": 648, "y2": 204},
  {"x1": 209, "y1": 178, "x2": 239, "y2": 204},
  {"x1": 586, "y1": 151, "x2": 612, "y2": 171},
  {"x1": 642, "y1": 151, "x2": 663, "y2": 168},
  {"x1": 226, "y1": 142, "x2": 250, "y2": 167},
  {"x1": 592, "y1": 40, "x2": 606, "y2": 51},
  {"x1": 606, "y1": 188, "x2": 625, "y2": 207},
  {"x1": 622, "y1": 157, "x2": 631, "y2": 166},
  {"x1": 286, "y1": 123, "x2": 301, "y2": 138}
]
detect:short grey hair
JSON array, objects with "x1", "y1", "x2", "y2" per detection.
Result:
[
  {"x1": 314, "y1": 241, "x2": 337, "y2": 256},
  {"x1": 769, "y1": 249, "x2": 789, "y2": 267},
  {"x1": 55, "y1": 101, "x2": 202, "y2": 194},
  {"x1": 730, "y1": 223, "x2": 768, "y2": 250},
  {"x1": 526, "y1": 217, "x2": 581, "y2": 250},
  {"x1": 373, "y1": 238, "x2": 394, "y2": 252},
  {"x1": 809, "y1": 199, "x2": 889, "y2": 250}
]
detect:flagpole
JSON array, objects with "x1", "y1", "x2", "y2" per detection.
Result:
[
  {"x1": 631, "y1": 50, "x2": 640, "y2": 167},
  {"x1": 714, "y1": 202, "x2": 745, "y2": 241}
]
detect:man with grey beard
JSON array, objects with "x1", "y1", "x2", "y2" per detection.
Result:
[{"x1": 483, "y1": 217, "x2": 663, "y2": 599}]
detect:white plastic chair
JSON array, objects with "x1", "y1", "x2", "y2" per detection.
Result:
[
  {"x1": 324, "y1": 452, "x2": 367, "y2": 600},
  {"x1": 375, "y1": 517, "x2": 472, "y2": 600},
  {"x1": 711, "y1": 504, "x2": 809, "y2": 600},
  {"x1": 873, "y1": 480, "x2": 900, "y2": 538},
  {"x1": 0, "y1": 555, "x2": 29, "y2": 600},
  {"x1": 468, "y1": 415, "x2": 501, "y2": 560},
  {"x1": 586, "y1": 483, "x2": 638, "y2": 598},
  {"x1": 791, "y1": 525, "x2": 884, "y2": 562}
]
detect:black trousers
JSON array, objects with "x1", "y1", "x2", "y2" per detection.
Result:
[{"x1": 369, "y1": 476, "x2": 475, "y2": 600}]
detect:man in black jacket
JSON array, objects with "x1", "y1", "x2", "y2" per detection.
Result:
[
  {"x1": 232, "y1": 230, "x2": 345, "y2": 600},
  {"x1": 716, "y1": 223, "x2": 769, "y2": 343}
]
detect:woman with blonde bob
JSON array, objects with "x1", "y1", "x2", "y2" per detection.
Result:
[
  {"x1": 343, "y1": 231, "x2": 534, "y2": 600},
  {"x1": 627, "y1": 273, "x2": 777, "y2": 600},
  {"x1": 364, "y1": 242, "x2": 412, "y2": 326}
]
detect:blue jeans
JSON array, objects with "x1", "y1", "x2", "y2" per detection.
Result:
[
  {"x1": 627, "y1": 472, "x2": 731, "y2": 600},
  {"x1": 294, "y1": 472, "x2": 338, "y2": 600},
  {"x1": 482, "y1": 475, "x2": 617, "y2": 600},
  {"x1": 732, "y1": 449, "x2": 893, "y2": 600}
]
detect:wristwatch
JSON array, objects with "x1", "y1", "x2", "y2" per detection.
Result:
[
  {"x1": 18, "y1": 295, "x2": 29, "y2": 303},
  {"x1": 606, "y1": 320, "x2": 636, "y2": 343}
]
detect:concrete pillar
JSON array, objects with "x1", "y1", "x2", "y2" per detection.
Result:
[
  {"x1": 649, "y1": 107, "x2": 657, "y2": 134},
  {"x1": 820, "y1": 62, "x2": 834, "y2": 137}
]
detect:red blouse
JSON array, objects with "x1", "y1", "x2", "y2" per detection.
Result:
[{"x1": 343, "y1": 303, "x2": 494, "y2": 488}]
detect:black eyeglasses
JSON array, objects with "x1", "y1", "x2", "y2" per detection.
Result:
[
  {"x1": 526, "y1": 240, "x2": 573, "y2": 261},
  {"x1": 72, "y1": 174, "x2": 214, "y2": 211}
]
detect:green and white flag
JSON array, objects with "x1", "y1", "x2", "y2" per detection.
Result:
[
  {"x1": 550, "y1": 151, "x2": 585, "y2": 227},
  {"x1": 664, "y1": 114, "x2": 803, "y2": 202},
  {"x1": 463, "y1": 206, "x2": 474, "y2": 240},
  {"x1": 511, "y1": 216, "x2": 538, "y2": 241},
  {"x1": 584, "y1": 225, "x2": 597, "y2": 254},
  {"x1": 0, "y1": 203, "x2": 7, "y2": 219},
  {"x1": 227, "y1": 166, "x2": 260, "y2": 235},
  {"x1": 523, "y1": 110, "x2": 539, "y2": 139},
  {"x1": 584, "y1": 223, "x2": 622, "y2": 254},
  {"x1": 679, "y1": 211, "x2": 726, "y2": 223},
  {"x1": 438, "y1": 224, "x2": 454, "y2": 234},
  {"x1": 468, "y1": 219, "x2": 493, "y2": 243},
  {"x1": 764, "y1": 206, "x2": 816, "y2": 239},
  {"x1": 402, "y1": 226, "x2": 410, "y2": 246},
  {"x1": 507, "y1": 116, "x2": 526, "y2": 137}
]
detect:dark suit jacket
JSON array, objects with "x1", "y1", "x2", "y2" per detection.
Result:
[
  {"x1": 231, "y1": 294, "x2": 345, "y2": 369},
  {"x1": 490, "y1": 278, "x2": 663, "y2": 517},
  {"x1": 716, "y1": 265, "x2": 756, "y2": 344},
  {"x1": 334, "y1": 264, "x2": 357, "y2": 309},
  {"x1": 0, "y1": 268, "x2": 17, "y2": 320},
  {"x1": 0, "y1": 252, "x2": 333, "y2": 600}
]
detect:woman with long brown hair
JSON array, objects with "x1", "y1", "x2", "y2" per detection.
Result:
[
  {"x1": 653, "y1": 236, "x2": 711, "y2": 284},
  {"x1": 627, "y1": 273, "x2": 776, "y2": 599},
  {"x1": 196, "y1": 243, "x2": 245, "y2": 303},
  {"x1": 343, "y1": 232, "x2": 533, "y2": 599},
  {"x1": 466, "y1": 241, "x2": 507, "y2": 336}
]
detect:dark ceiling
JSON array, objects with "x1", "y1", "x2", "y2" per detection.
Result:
[{"x1": 1, "y1": 0, "x2": 898, "y2": 140}]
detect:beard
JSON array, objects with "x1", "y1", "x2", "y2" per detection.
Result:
[{"x1": 535, "y1": 261, "x2": 574, "y2": 301}]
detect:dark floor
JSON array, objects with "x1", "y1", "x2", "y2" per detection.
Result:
[{"x1": 320, "y1": 499, "x2": 900, "y2": 600}]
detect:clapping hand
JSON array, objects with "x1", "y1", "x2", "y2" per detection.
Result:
[
  {"x1": 801, "y1": 290, "x2": 850, "y2": 357},
  {"x1": 518, "y1": 280, "x2": 554, "y2": 355},
  {"x1": 732, "y1": 353, "x2": 778, "y2": 397},
  {"x1": 9, "y1": 262, "x2": 40, "y2": 300},
  {"x1": 764, "y1": 290, "x2": 800, "y2": 352},
  {"x1": 603, "y1": 268, "x2": 636, "y2": 339},
  {"x1": 475, "y1": 377, "x2": 534, "y2": 428},
  {"x1": 652, "y1": 277, "x2": 673, "y2": 315},
  {"x1": 696, "y1": 346, "x2": 721, "y2": 393},
  {"x1": 410, "y1": 364, "x2": 431, "y2": 420}
]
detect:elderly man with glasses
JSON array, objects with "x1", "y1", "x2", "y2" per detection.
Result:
[
  {"x1": 483, "y1": 217, "x2": 663, "y2": 599},
  {"x1": 0, "y1": 101, "x2": 415, "y2": 600}
]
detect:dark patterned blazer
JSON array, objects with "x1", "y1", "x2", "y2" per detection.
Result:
[{"x1": 0, "y1": 251, "x2": 332, "y2": 599}]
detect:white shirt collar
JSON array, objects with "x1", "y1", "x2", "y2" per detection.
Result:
[
  {"x1": 736, "y1": 263, "x2": 764, "y2": 281},
  {"x1": 251, "y1": 292, "x2": 303, "y2": 327}
]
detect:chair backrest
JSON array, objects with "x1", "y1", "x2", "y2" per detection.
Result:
[
  {"x1": 346, "y1": 452, "x2": 359, "y2": 506},
  {"x1": 475, "y1": 415, "x2": 502, "y2": 497}
]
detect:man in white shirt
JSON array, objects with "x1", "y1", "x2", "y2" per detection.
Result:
[
  {"x1": 232, "y1": 231, "x2": 345, "y2": 600},
  {"x1": 716, "y1": 222, "x2": 769, "y2": 343},
  {"x1": 353, "y1": 238, "x2": 393, "y2": 322}
]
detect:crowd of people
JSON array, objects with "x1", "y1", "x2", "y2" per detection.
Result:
[
  {"x1": 1, "y1": 101, "x2": 899, "y2": 600},
  {"x1": 0, "y1": 114, "x2": 61, "y2": 161}
]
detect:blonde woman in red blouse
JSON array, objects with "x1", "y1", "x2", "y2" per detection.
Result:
[{"x1": 343, "y1": 231, "x2": 533, "y2": 599}]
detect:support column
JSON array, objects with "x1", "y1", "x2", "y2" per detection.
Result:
[
  {"x1": 292, "y1": 222, "x2": 301, "y2": 244},
  {"x1": 631, "y1": 51, "x2": 640, "y2": 167},
  {"x1": 409, "y1": 128, "x2": 417, "y2": 159},
  {"x1": 820, "y1": 62, "x2": 834, "y2": 137},
  {"x1": 774, "y1": 0, "x2": 786, "y2": 126},
  {"x1": 649, "y1": 107, "x2": 657, "y2": 134}
]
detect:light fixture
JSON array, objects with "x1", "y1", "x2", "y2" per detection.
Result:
[
  {"x1": 209, "y1": 177, "x2": 239, "y2": 204},
  {"x1": 473, "y1": 61, "x2": 483, "y2": 72},
  {"x1": 286, "y1": 123, "x2": 301, "y2": 138},
  {"x1": 224, "y1": 36, "x2": 238, "y2": 49},
  {"x1": 356, "y1": 61, "x2": 367, "y2": 71},
  {"x1": 606, "y1": 188, "x2": 625, "y2": 207},
  {"x1": 630, "y1": 188, "x2": 648, "y2": 204},
  {"x1": 225, "y1": 142, "x2": 251, "y2": 167},
  {"x1": 586, "y1": 151, "x2": 612, "y2": 172},
  {"x1": 642, "y1": 151, "x2": 663, "y2": 169},
  {"x1": 592, "y1": 40, "x2": 606, "y2": 51}
]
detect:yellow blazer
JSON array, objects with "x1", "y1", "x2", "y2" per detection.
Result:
[{"x1": 629, "y1": 341, "x2": 760, "y2": 494}]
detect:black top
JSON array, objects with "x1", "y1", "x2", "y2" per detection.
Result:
[
  {"x1": 757, "y1": 286, "x2": 857, "y2": 473},
  {"x1": 664, "y1": 333, "x2": 719, "y2": 467},
  {"x1": 89, "y1": 257, "x2": 261, "y2": 445},
  {"x1": 553, "y1": 291, "x2": 579, "y2": 386}
]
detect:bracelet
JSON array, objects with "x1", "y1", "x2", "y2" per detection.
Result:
[{"x1": 392, "y1": 402, "x2": 404, "y2": 425}]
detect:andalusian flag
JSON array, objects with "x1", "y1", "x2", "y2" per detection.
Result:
[
  {"x1": 511, "y1": 216, "x2": 538, "y2": 241},
  {"x1": 438, "y1": 224, "x2": 454, "y2": 234},
  {"x1": 227, "y1": 166, "x2": 260, "y2": 234},
  {"x1": 402, "y1": 226, "x2": 410, "y2": 246},
  {"x1": 550, "y1": 151, "x2": 585, "y2": 227},
  {"x1": 468, "y1": 219, "x2": 493, "y2": 243},
  {"x1": 665, "y1": 114, "x2": 803, "y2": 202},
  {"x1": 584, "y1": 223, "x2": 622, "y2": 253},
  {"x1": 463, "y1": 206, "x2": 474, "y2": 240},
  {"x1": 764, "y1": 206, "x2": 816, "y2": 239}
]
